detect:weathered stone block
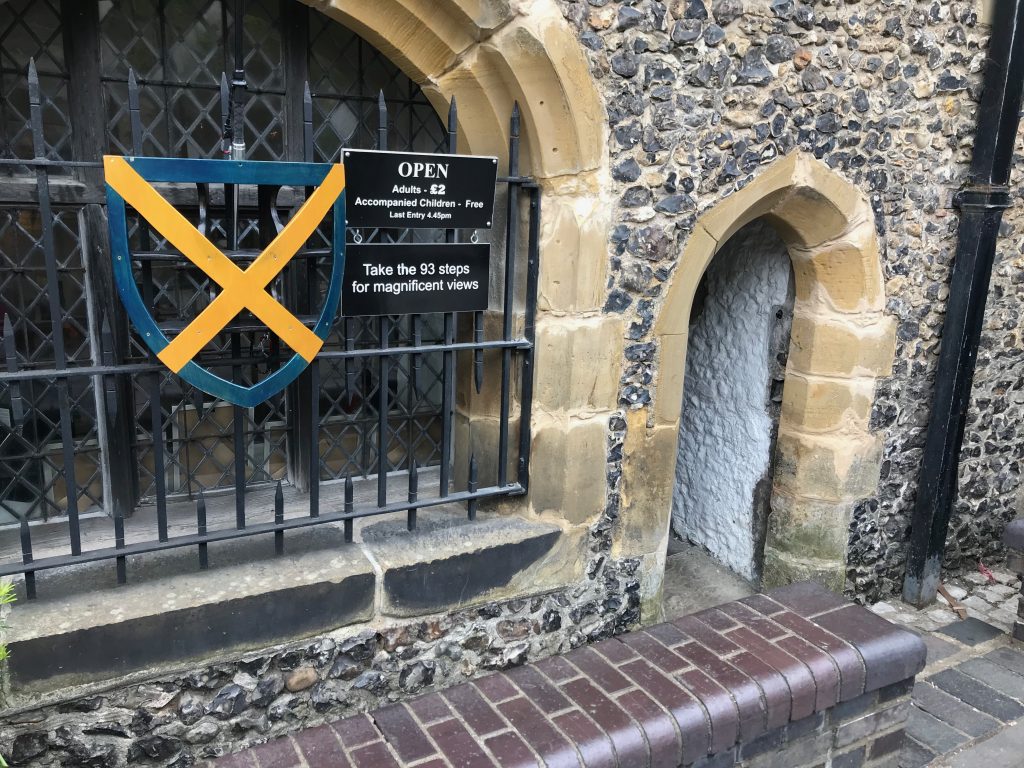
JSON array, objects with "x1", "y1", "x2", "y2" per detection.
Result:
[
  {"x1": 788, "y1": 314, "x2": 896, "y2": 378},
  {"x1": 537, "y1": 193, "x2": 610, "y2": 313},
  {"x1": 773, "y1": 428, "x2": 883, "y2": 502},
  {"x1": 363, "y1": 511, "x2": 565, "y2": 617},
  {"x1": 614, "y1": 410, "x2": 676, "y2": 559},
  {"x1": 653, "y1": 332, "x2": 690, "y2": 426},
  {"x1": 696, "y1": 152, "x2": 801, "y2": 245},
  {"x1": 762, "y1": 545, "x2": 847, "y2": 592},
  {"x1": 452, "y1": 411, "x2": 520, "y2": 491},
  {"x1": 6, "y1": 531, "x2": 376, "y2": 693},
  {"x1": 790, "y1": 223, "x2": 885, "y2": 314},
  {"x1": 781, "y1": 373, "x2": 875, "y2": 433},
  {"x1": 766, "y1": 492, "x2": 855, "y2": 562},
  {"x1": 534, "y1": 314, "x2": 623, "y2": 416},
  {"x1": 529, "y1": 413, "x2": 609, "y2": 525}
]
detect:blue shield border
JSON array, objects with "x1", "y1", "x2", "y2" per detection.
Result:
[{"x1": 105, "y1": 157, "x2": 346, "y2": 407}]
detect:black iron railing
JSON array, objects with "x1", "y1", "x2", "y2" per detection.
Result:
[{"x1": 0, "y1": 53, "x2": 539, "y2": 597}]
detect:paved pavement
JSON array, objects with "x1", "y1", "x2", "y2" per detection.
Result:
[
  {"x1": 868, "y1": 567, "x2": 1024, "y2": 768},
  {"x1": 661, "y1": 543, "x2": 1024, "y2": 767}
]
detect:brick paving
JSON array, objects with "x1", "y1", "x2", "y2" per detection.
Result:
[
  {"x1": 207, "y1": 582, "x2": 924, "y2": 767},
  {"x1": 868, "y1": 570, "x2": 1024, "y2": 767}
]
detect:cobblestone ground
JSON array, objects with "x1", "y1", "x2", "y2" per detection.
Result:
[{"x1": 869, "y1": 568, "x2": 1024, "y2": 767}]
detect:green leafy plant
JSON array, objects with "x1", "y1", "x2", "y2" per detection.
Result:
[
  {"x1": 0, "y1": 580, "x2": 11, "y2": 768},
  {"x1": 0, "y1": 580, "x2": 13, "y2": 664}
]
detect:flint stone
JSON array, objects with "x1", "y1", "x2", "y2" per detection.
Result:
[
  {"x1": 185, "y1": 721, "x2": 220, "y2": 745},
  {"x1": 703, "y1": 24, "x2": 725, "y2": 45},
  {"x1": 712, "y1": 0, "x2": 743, "y2": 25},
  {"x1": 83, "y1": 721, "x2": 131, "y2": 738},
  {"x1": 127, "y1": 735, "x2": 182, "y2": 763},
  {"x1": 765, "y1": 35, "x2": 797, "y2": 64},
  {"x1": 671, "y1": 19, "x2": 703, "y2": 43},
  {"x1": 612, "y1": 157, "x2": 642, "y2": 183},
  {"x1": 617, "y1": 7, "x2": 644, "y2": 30},
  {"x1": 250, "y1": 674, "x2": 285, "y2": 708},
  {"x1": 207, "y1": 684, "x2": 248, "y2": 719},
  {"x1": 611, "y1": 52, "x2": 639, "y2": 78},
  {"x1": 735, "y1": 50, "x2": 772, "y2": 86},
  {"x1": 11, "y1": 732, "x2": 48, "y2": 764},
  {"x1": 330, "y1": 654, "x2": 364, "y2": 681}
]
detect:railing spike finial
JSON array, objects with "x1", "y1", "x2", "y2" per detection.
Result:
[
  {"x1": 127, "y1": 68, "x2": 139, "y2": 109},
  {"x1": 510, "y1": 101, "x2": 521, "y2": 136},
  {"x1": 27, "y1": 56, "x2": 38, "y2": 95},
  {"x1": 377, "y1": 90, "x2": 388, "y2": 151}
]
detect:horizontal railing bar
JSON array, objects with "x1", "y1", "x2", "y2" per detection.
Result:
[
  {"x1": 0, "y1": 158, "x2": 537, "y2": 185},
  {"x1": 0, "y1": 339, "x2": 531, "y2": 382},
  {"x1": 0, "y1": 483, "x2": 524, "y2": 578},
  {"x1": 0, "y1": 158, "x2": 105, "y2": 169},
  {"x1": 132, "y1": 248, "x2": 330, "y2": 262}
]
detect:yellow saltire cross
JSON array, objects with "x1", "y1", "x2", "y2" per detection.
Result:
[{"x1": 103, "y1": 155, "x2": 346, "y2": 373}]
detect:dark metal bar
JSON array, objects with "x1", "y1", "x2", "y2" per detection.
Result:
[
  {"x1": 282, "y1": 0, "x2": 310, "y2": 163},
  {"x1": 377, "y1": 90, "x2": 388, "y2": 151},
  {"x1": 411, "y1": 315, "x2": 422, "y2": 396},
  {"x1": 230, "y1": 0, "x2": 247, "y2": 160},
  {"x1": 0, "y1": 339, "x2": 533, "y2": 384},
  {"x1": 440, "y1": 313, "x2": 454, "y2": 498},
  {"x1": 376, "y1": 92, "x2": 390, "y2": 509},
  {"x1": 275, "y1": 481, "x2": 285, "y2": 555},
  {"x1": 344, "y1": 318, "x2": 356, "y2": 398},
  {"x1": 309, "y1": 359, "x2": 320, "y2": 517},
  {"x1": 20, "y1": 516, "x2": 36, "y2": 599},
  {"x1": 303, "y1": 82, "x2": 313, "y2": 161},
  {"x1": 197, "y1": 492, "x2": 209, "y2": 570},
  {"x1": 344, "y1": 476, "x2": 354, "y2": 543},
  {"x1": 440, "y1": 97, "x2": 458, "y2": 497},
  {"x1": 407, "y1": 460, "x2": 418, "y2": 531},
  {"x1": 220, "y1": 73, "x2": 231, "y2": 156},
  {"x1": 497, "y1": 103, "x2": 521, "y2": 487},
  {"x1": 0, "y1": 483, "x2": 526, "y2": 579},
  {"x1": 903, "y1": 0, "x2": 1024, "y2": 606},
  {"x1": 104, "y1": 318, "x2": 127, "y2": 585},
  {"x1": 29, "y1": 59, "x2": 81, "y2": 554},
  {"x1": 3, "y1": 315, "x2": 24, "y2": 430},
  {"x1": 130, "y1": 67, "x2": 169, "y2": 530},
  {"x1": 518, "y1": 186, "x2": 541, "y2": 491},
  {"x1": 467, "y1": 454, "x2": 479, "y2": 521},
  {"x1": 377, "y1": 316, "x2": 391, "y2": 507},
  {"x1": 232, "y1": 334, "x2": 246, "y2": 531}
]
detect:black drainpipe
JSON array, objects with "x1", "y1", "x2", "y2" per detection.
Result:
[{"x1": 903, "y1": 1, "x2": 1024, "y2": 606}]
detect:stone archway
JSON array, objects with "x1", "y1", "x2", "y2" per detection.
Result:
[
  {"x1": 306, "y1": 0, "x2": 623, "y2": 576},
  {"x1": 616, "y1": 152, "x2": 895, "y2": 598}
]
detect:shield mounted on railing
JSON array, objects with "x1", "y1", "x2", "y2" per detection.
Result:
[{"x1": 104, "y1": 156, "x2": 346, "y2": 407}]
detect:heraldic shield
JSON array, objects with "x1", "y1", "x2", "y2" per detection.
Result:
[{"x1": 104, "y1": 156, "x2": 346, "y2": 407}]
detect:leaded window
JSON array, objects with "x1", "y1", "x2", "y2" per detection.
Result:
[{"x1": 0, "y1": 0, "x2": 447, "y2": 524}]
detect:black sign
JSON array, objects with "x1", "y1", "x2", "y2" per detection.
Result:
[
  {"x1": 342, "y1": 243, "x2": 490, "y2": 316},
  {"x1": 343, "y1": 149, "x2": 498, "y2": 230}
]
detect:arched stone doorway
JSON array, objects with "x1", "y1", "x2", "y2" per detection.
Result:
[
  {"x1": 307, "y1": 0, "x2": 623, "y2": 579},
  {"x1": 617, "y1": 152, "x2": 895, "y2": 601},
  {"x1": 673, "y1": 218, "x2": 794, "y2": 585}
]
